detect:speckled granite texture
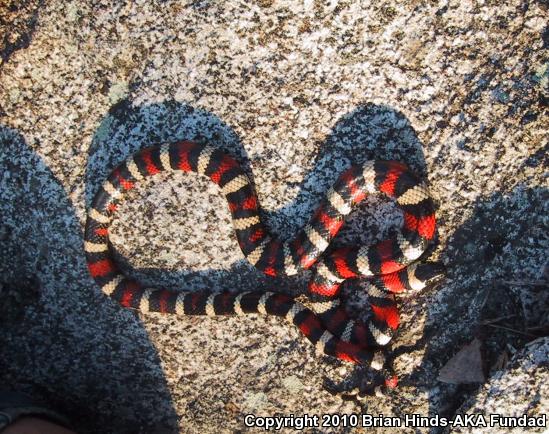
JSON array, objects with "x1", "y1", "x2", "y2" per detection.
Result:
[{"x1": 0, "y1": 1, "x2": 547, "y2": 433}]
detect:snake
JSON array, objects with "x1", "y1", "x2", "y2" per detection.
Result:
[{"x1": 84, "y1": 140, "x2": 444, "y2": 392}]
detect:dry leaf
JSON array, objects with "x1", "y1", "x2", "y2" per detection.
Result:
[{"x1": 438, "y1": 338, "x2": 485, "y2": 384}]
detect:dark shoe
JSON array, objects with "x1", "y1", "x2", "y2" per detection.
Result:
[{"x1": 0, "y1": 391, "x2": 72, "y2": 431}]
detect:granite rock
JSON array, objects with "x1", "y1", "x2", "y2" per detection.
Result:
[{"x1": 0, "y1": 1, "x2": 547, "y2": 433}]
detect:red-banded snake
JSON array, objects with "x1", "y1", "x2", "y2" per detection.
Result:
[{"x1": 84, "y1": 141, "x2": 444, "y2": 394}]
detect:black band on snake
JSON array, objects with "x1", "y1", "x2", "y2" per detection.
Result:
[{"x1": 84, "y1": 141, "x2": 444, "y2": 393}]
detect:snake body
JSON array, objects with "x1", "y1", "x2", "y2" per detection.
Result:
[{"x1": 84, "y1": 141, "x2": 443, "y2": 386}]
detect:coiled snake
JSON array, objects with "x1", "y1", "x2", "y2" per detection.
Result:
[{"x1": 84, "y1": 141, "x2": 444, "y2": 394}]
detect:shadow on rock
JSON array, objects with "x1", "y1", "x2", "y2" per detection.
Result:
[
  {"x1": 265, "y1": 102, "x2": 430, "y2": 248},
  {"x1": 86, "y1": 100, "x2": 434, "y2": 295},
  {"x1": 0, "y1": 125, "x2": 178, "y2": 434},
  {"x1": 85, "y1": 99, "x2": 287, "y2": 296},
  {"x1": 403, "y1": 185, "x2": 547, "y2": 431}
]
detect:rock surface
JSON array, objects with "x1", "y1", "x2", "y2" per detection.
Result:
[
  {"x1": 452, "y1": 337, "x2": 549, "y2": 434},
  {"x1": 0, "y1": 1, "x2": 547, "y2": 433}
]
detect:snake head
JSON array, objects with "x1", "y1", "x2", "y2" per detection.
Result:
[{"x1": 414, "y1": 261, "x2": 446, "y2": 285}]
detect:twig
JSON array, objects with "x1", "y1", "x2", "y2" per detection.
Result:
[
  {"x1": 485, "y1": 323, "x2": 537, "y2": 337},
  {"x1": 526, "y1": 324, "x2": 549, "y2": 331},
  {"x1": 498, "y1": 280, "x2": 547, "y2": 287},
  {"x1": 479, "y1": 282, "x2": 494, "y2": 310},
  {"x1": 481, "y1": 314, "x2": 516, "y2": 325}
]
